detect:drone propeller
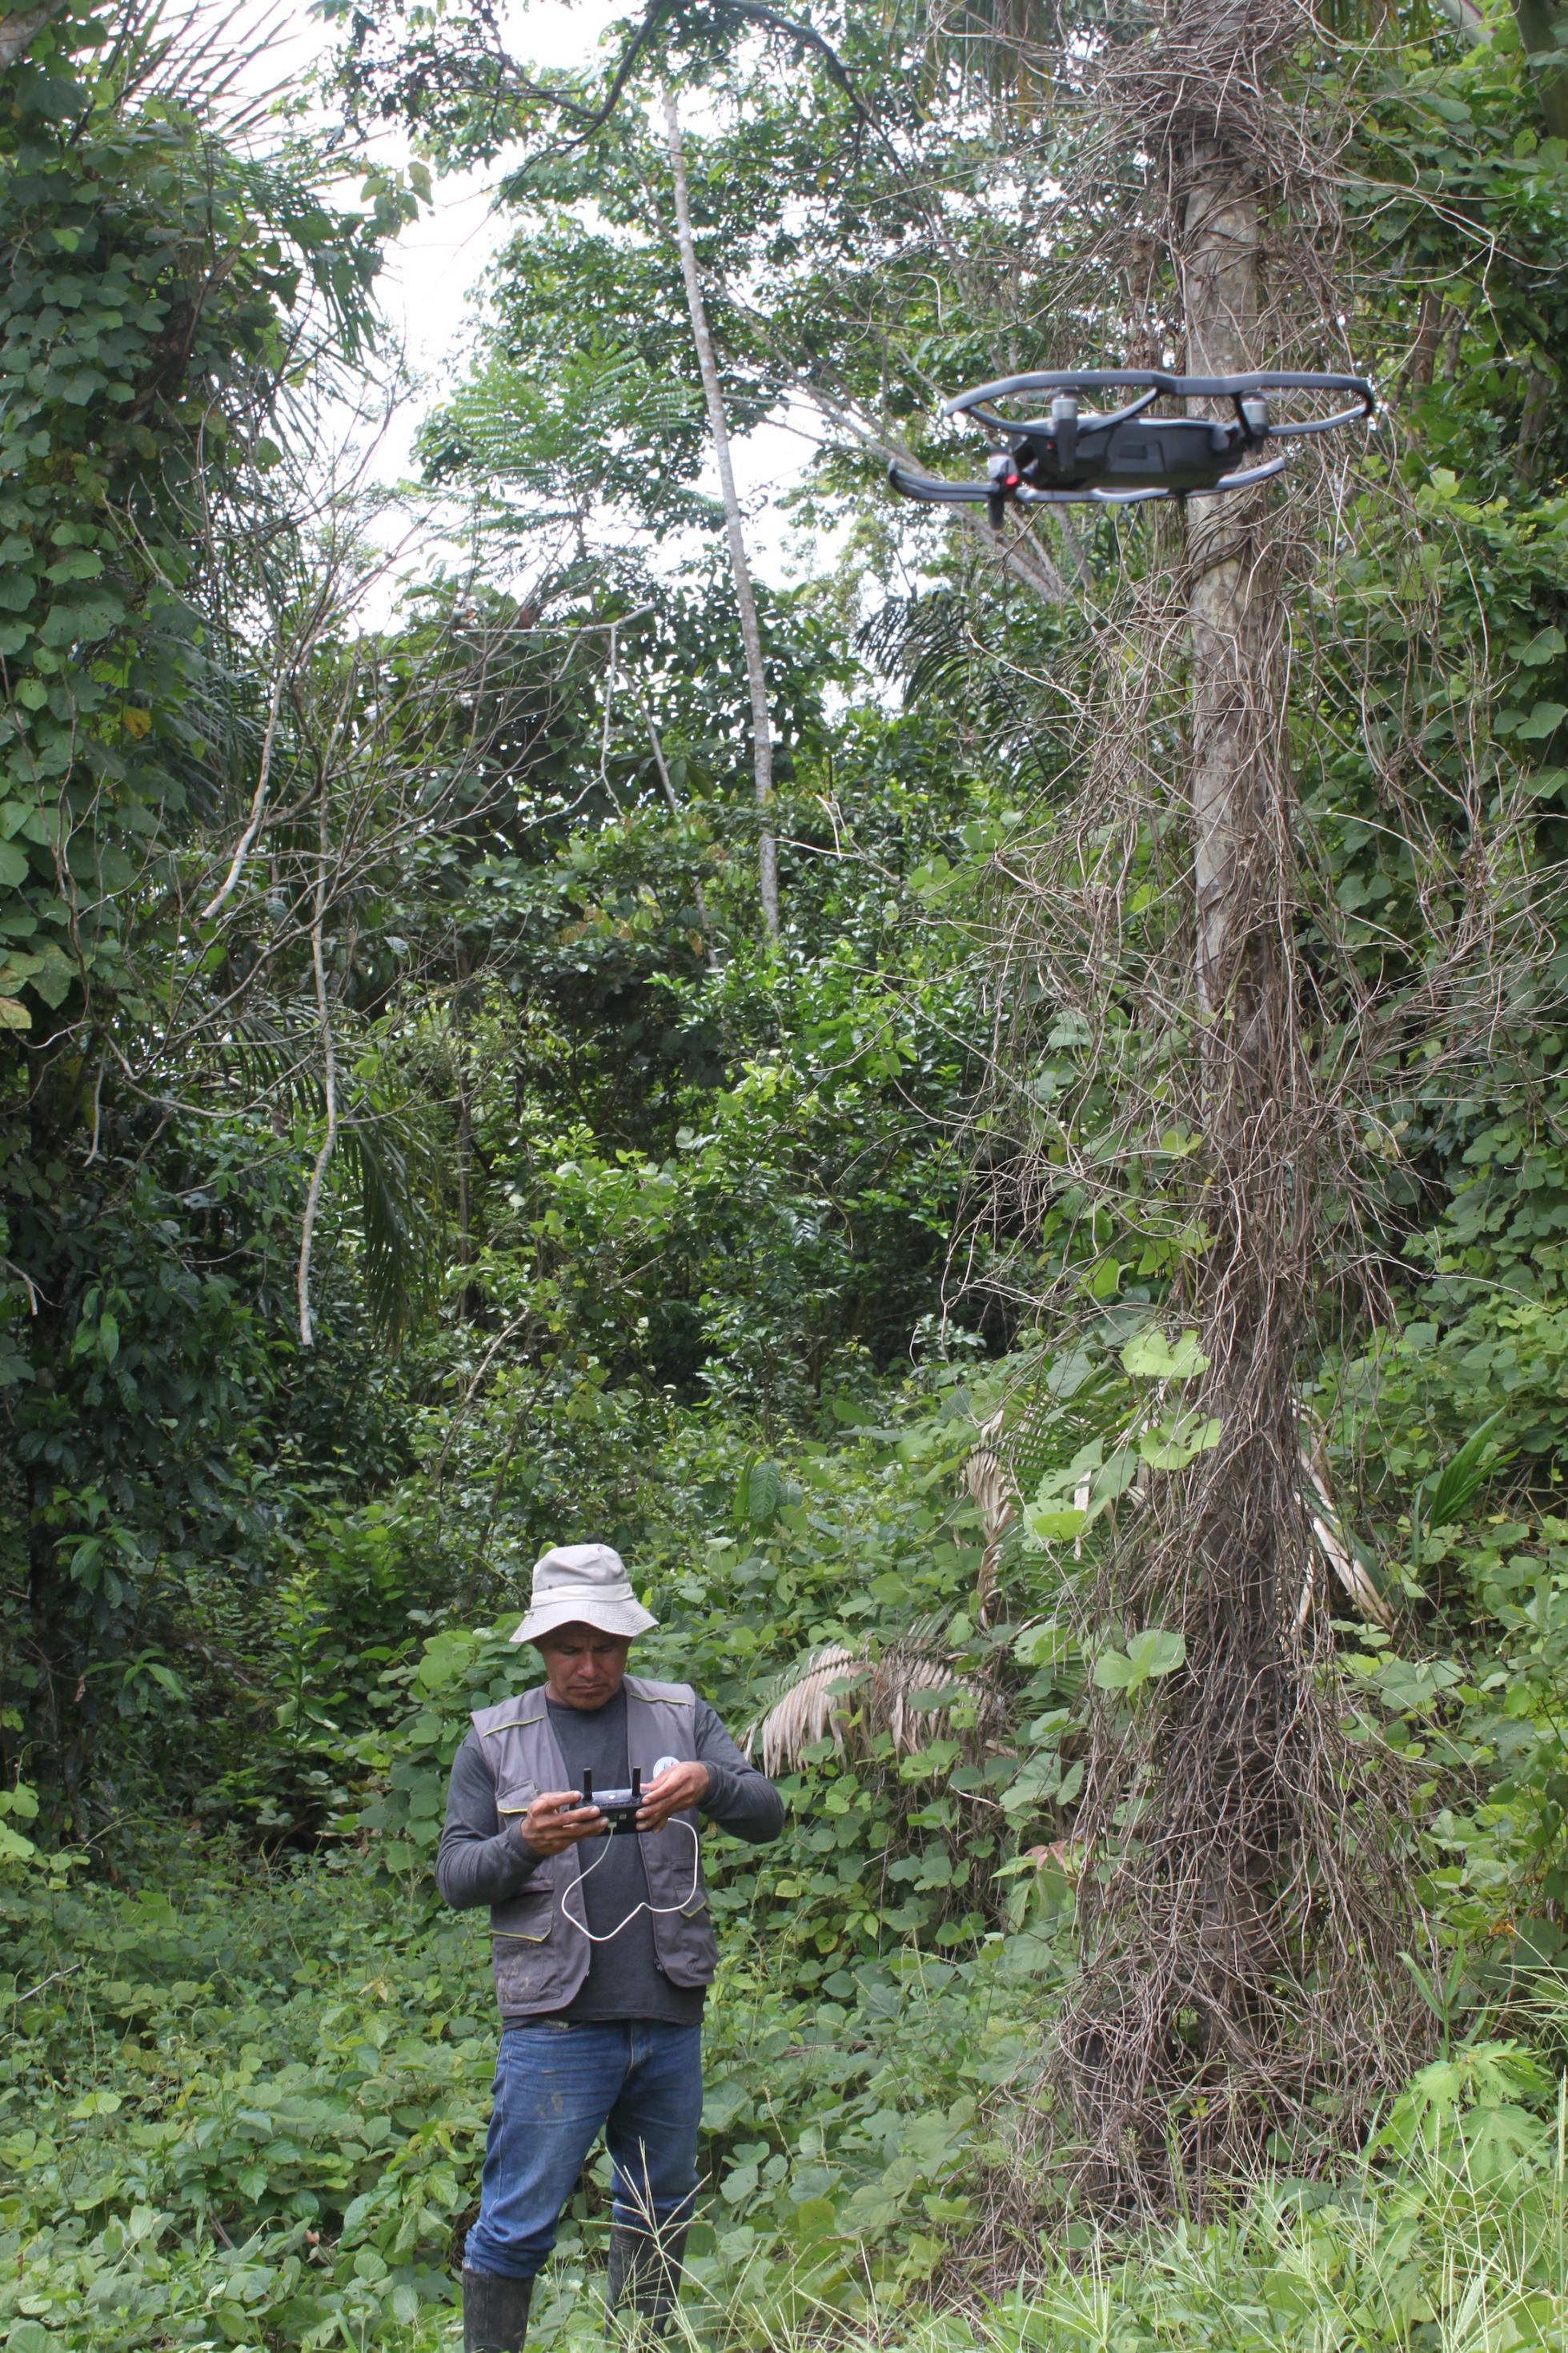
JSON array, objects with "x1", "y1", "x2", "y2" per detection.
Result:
[{"x1": 889, "y1": 367, "x2": 1374, "y2": 522}]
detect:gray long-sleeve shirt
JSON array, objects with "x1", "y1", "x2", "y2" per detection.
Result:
[{"x1": 436, "y1": 1685, "x2": 783, "y2": 2026}]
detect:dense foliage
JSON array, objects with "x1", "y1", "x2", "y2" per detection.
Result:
[{"x1": 6, "y1": 0, "x2": 1568, "y2": 2340}]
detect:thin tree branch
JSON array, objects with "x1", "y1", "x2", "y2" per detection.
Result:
[
  {"x1": 640, "y1": 691, "x2": 715, "y2": 954},
  {"x1": 662, "y1": 87, "x2": 780, "y2": 940},
  {"x1": 199, "y1": 673, "x2": 285, "y2": 922},
  {"x1": 295, "y1": 767, "x2": 339, "y2": 1349}
]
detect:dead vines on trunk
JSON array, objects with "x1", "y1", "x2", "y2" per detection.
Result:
[{"x1": 953, "y1": 0, "x2": 1545, "y2": 2207}]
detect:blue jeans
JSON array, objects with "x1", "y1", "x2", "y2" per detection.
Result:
[{"x1": 463, "y1": 2020, "x2": 704, "y2": 2282}]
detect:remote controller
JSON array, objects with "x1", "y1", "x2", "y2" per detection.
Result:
[{"x1": 579, "y1": 1766, "x2": 642, "y2": 1836}]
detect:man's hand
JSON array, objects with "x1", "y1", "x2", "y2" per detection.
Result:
[
  {"x1": 519, "y1": 1789, "x2": 604, "y2": 1857},
  {"x1": 638, "y1": 1760, "x2": 710, "y2": 1833}
]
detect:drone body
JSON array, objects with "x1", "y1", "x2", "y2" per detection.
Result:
[{"x1": 889, "y1": 370, "x2": 1375, "y2": 525}]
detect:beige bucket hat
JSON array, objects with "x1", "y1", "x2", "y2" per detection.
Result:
[{"x1": 509, "y1": 1543, "x2": 659, "y2": 1645}]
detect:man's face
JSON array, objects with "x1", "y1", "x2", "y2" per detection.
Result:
[{"x1": 535, "y1": 1624, "x2": 632, "y2": 1709}]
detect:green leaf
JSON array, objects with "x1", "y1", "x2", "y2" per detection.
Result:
[
  {"x1": 1128, "y1": 1628, "x2": 1185, "y2": 1679},
  {"x1": 1089, "y1": 1447, "x2": 1139, "y2": 1508},
  {"x1": 746, "y1": 1460, "x2": 781, "y2": 1528},
  {"x1": 1424, "y1": 1408, "x2": 1514, "y2": 1534},
  {"x1": 1013, "y1": 1621, "x2": 1072, "y2": 1668},
  {"x1": 1121, "y1": 1327, "x2": 1209, "y2": 1379},
  {"x1": 1093, "y1": 1628, "x2": 1185, "y2": 1693},
  {"x1": 26, "y1": 946, "x2": 74, "y2": 1010},
  {"x1": 1093, "y1": 1648, "x2": 1138, "y2": 1690},
  {"x1": 1139, "y1": 1412, "x2": 1222, "y2": 1471},
  {"x1": 69, "y1": 2088, "x2": 122, "y2": 2118},
  {"x1": 791, "y1": 2194, "x2": 838, "y2": 2241},
  {"x1": 1025, "y1": 1504, "x2": 1087, "y2": 1544},
  {"x1": 45, "y1": 549, "x2": 104, "y2": 584}
]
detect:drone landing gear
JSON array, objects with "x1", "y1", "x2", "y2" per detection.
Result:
[{"x1": 888, "y1": 369, "x2": 1374, "y2": 523}]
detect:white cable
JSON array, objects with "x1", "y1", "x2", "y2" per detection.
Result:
[{"x1": 559, "y1": 1817, "x2": 701, "y2": 1944}]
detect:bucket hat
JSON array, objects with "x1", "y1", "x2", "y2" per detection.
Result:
[{"x1": 509, "y1": 1543, "x2": 658, "y2": 1645}]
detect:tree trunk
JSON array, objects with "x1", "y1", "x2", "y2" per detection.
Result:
[
  {"x1": 1437, "y1": 0, "x2": 1568, "y2": 139},
  {"x1": 1037, "y1": 4, "x2": 1426, "y2": 2206},
  {"x1": 1514, "y1": 0, "x2": 1568, "y2": 143},
  {"x1": 0, "y1": 3, "x2": 64, "y2": 72},
  {"x1": 295, "y1": 774, "x2": 339, "y2": 1347},
  {"x1": 1057, "y1": 133, "x2": 1337, "y2": 2196},
  {"x1": 1180, "y1": 141, "x2": 1303, "y2": 2071},
  {"x1": 661, "y1": 89, "x2": 780, "y2": 941},
  {"x1": 1184, "y1": 157, "x2": 1273, "y2": 1089}
]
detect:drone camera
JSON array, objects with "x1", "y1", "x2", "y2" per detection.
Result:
[
  {"x1": 1240, "y1": 393, "x2": 1269, "y2": 440},
  {"x1": 1050, "y1": 391, "x2": 1079, "y2": 472}
]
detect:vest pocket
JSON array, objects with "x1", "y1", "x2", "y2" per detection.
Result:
[
  {"x1": 491, "y1": 1883, "x2": 555, "y2": 1944},
  {"x1": 493, "y1": 1926, "x2": 568, "y2": 2011}
]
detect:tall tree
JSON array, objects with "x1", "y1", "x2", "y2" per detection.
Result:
[
  {"x1": 661, "y1": 89, "x2": 780, "y2": 940},
  {"x1": 0, "y1": 0, "x2": 416, "y2": 1825},
  {"x1": 931, "y1": 0, "x2": 1438, "y2": 2194}
]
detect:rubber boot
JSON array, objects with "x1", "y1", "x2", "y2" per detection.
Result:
[
  {"x1": 463, "y1": 2267, "x2": 532, "y2": 2352},
  {"x1": 605, "y1": 2219, "x2": 689, "y2": 2338}
]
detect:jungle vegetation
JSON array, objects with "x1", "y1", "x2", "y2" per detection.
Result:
[{"x1": 5, "y1": 0, "x2": 1568, "y2": 2343}]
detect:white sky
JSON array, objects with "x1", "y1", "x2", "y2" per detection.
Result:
[{"x1": 244, "y1": 0, "x2": 825, "y2": 588}]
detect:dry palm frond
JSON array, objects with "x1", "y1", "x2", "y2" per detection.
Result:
[
  {"x1": 964, "y1": 1408, "x2": 1020, "y2": 1626},
  {"x1": 747, "y1": 1637, "x2": 999, "y2": 1776},
  {"x1": 1298, "y1": 1431, "x2": 1396, "y2": 1632}
]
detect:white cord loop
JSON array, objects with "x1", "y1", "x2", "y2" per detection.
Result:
[{"x1": 559, "y1": 1817, "x2": 701, "y2": 1944}]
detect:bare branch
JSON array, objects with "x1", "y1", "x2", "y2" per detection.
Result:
[
  {"x1": 295, "y1": 686, "x2": 347, "y2": 1350},
  {"x1": 198, "y1": 673, "x2": 285, "y2": 922},
  {"x1": 663, "y1": 88, "x2": 780, "y2": 939}
]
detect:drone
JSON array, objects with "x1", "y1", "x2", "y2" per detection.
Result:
[{"x1": 888, "y1": 369, "x2": 1376, "y2": 527}]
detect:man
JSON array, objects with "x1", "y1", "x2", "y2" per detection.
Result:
[{"x1": 438, "y1": 1541, "x2": 784, "y2": 2353}]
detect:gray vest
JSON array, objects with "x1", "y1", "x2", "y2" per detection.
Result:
[{"x1": 471, "y1": 1675, "x2": 720, "y2": 2018}]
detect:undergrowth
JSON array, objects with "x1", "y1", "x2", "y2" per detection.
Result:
[
  {"x1": 0, "y1": 1837, "x2": 1054, "y2": 2350},
  {"x1": 6, "y1": 1837, "x2": 1568, "y2": 2351}
]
